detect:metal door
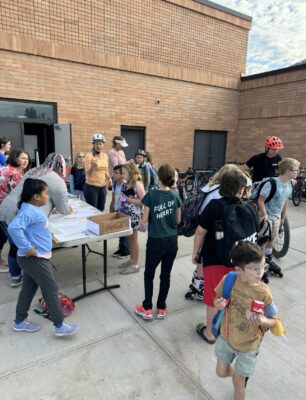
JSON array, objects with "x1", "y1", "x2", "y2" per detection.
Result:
[
  {"x1": 0, "y1": 120, "x2": 23, "y2": 149},
  {"x1": 121, "y1": 126, "x2": 145, "y2": 161},
  {"x1": 54, "y1": 123, "x2": 72, "y2": 163},
  {"x1": 193, "y1": 130, "x2": 227, "y2": 170}
]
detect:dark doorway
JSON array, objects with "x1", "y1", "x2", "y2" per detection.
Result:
[
  {"x1": 193, "y1": 130, "x2": 227, "y2": 170},
  {"x1": 0, "y1": 120, "x2": 24, "y2": 149},
  {"x1": 121, "y1": 126, "x2": 146, "y2": 161},
  {"x1": 24, "y1": 123, "x2": 54, "y2": 166}
]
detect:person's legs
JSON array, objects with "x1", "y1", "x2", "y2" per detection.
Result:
[
  {"x1": 232, "y1": 371, "x2": 246, "y2": 400},
  {"x1": 156, "y1": 236, "x2": 178, "y2": 310},
  {"x1": 265, "y1": 220, "x2": 283, "y2": 276},
  {"x1": 15, "y1": 264, "x2": 39, "y2": 322},
  {"x1": 119, "y1": 236, "x2": 130, "y2": 254},
  {"x1": 143, "y1": 238, "x2": 164, "y2": 310},
  {"x1": 97, "y1": 186, "x2": 107, "y2": 212},
  {"x1": 83, "y1": 183, "x2": 99, "y2": 209},
  {"x1": 18, "y1": 256, "x2": 64, "y2": 326},
  {"x1": 0, "y1": 222, "x2": 8, "y2": 266},
  {"x1": 7, "y1": 233, "x2": 22, "y2": 282},
  {"x1": 127, "y1": 230, "x2": 139, "y2": 266}
]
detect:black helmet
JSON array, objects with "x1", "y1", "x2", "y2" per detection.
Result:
[{"x1": 135, "y1": 149, "x2": 146, "y2": 157}]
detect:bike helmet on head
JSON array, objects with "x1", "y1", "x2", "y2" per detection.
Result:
[
  {"x1": 265, "y1": 136, "x2": 283, "y2": 150},
  {"x1": 135, "y1": 149, "x2": 146, "y2": 157},
  {"x1": 92, "y1": 133, "x2": 106, "y2": 143}
]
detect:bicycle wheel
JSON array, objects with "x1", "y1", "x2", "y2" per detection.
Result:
[
  {"x1": 185, "y1": 177, "x2": 194, "y2": 193},
  {"x1": 272, "y1": 217, "x2": 290, "y2": 258},
  {"x1": 292, "y1": 185, "x2": 302, "y2": 206}
]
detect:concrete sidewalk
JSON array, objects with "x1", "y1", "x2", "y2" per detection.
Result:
[{"x1": 0, "y1": 201, "x2": 306, "y2": 399}]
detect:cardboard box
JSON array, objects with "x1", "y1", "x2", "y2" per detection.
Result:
[{"x1": 87, "y1": 212, "x2": 130, "y2": 236}]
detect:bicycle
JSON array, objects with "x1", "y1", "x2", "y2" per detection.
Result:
[
  {"x1": 292, "y1": 171, "x2": 306, "y2": 206},
  {"x1": 272, "y1": 216, "x2": 290, "y2": 258},
  {"x1": 183, "y1": 167, "x2": 217, "y2": 194}
]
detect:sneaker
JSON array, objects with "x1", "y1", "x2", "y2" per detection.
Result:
[
  {"x1": 11, "y1": 276, "x2": 23, "y2": 287},
  {"x1": 112, "y1": 249, "x2": 122, "y2": 258},
  {"x1": 135, "y1": 304, "x2": 153, "y2": 320},
  {"x1": 0, "y1": 265, "x2": 9, "y2": 273},
  {"x1": 266, "y1": 256, "x2": 283, "y2": 277},
  {"x1": 157, "y1": 308, "x2": 167, "y2": 319},
  {"x1": 118, "y1": 259, "x2": 132, "y2": 269},
  {"x1": 55, "y1": 322, "x2": 79, "y2": 337},
  {"x1": 120, "y1": 265, "x2": 140, "y2": 275},
  {"x1": 116, "y1": 251, "x2": 130, "y2": 259},
  {"x1": 13, "y1": 320, "x2": 40, "y2": 332}
]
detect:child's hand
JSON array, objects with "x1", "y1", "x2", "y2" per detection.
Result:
[
  {"x1": 249, "y1": 313, "x2": 268, "y2": 326},
  {"x1": 91, "y1": 159, "x2": 98, "y2": 169},
  {"x1": 25, "y1": 246, "x2": 36, "y2": 257},
  {"x1": 214, "y1": 297, "x2": 227, "y2": 310}
]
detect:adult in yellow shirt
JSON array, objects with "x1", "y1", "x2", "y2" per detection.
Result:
[{"x1": 84, "y1": 134, "x2": 111, "y2": 211}]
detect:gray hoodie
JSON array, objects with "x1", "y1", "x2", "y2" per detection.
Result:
[{"x1": 0, "y1": 171, "x2": 70, "y2": 224}]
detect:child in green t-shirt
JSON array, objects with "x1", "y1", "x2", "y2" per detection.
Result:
[{"x1": 135, "y1": 164, "x2": 181, "y2": 320}]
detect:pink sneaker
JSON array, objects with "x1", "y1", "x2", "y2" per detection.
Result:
[
  {"x1": 157, "y1": 308, "x2": 167, "y2": 319},
  {"x1": 135, "y1": 304, "x2": 153, "y2": 320}
]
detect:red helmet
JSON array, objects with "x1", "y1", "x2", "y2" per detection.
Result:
[{"x1": 265, "y1": 136, "x2": 283, "y2": 150}]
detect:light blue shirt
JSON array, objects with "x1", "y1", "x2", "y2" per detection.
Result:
[
  {"x1": 8, "y1": 203, "x2": 52, "y2": 256},
  {"x1": 113, "y1": 181, "x2": 124, "y2": 211},
  {"x1": 260, "y1": 177, "x2": 292, "y2": 221}
]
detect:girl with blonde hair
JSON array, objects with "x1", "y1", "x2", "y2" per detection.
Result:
[{"x1": 119, "y1": 160, "x2": 145, "y2": 274}]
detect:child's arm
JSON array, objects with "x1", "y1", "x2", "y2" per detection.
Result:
[
  {"x1": 258, "y1": 195, "x2": 268, "y2": 221},
  {"x1": 280, "y1": 200, "x2": 287, "y2": 225},
  {"x1": 142, "y1": 206, "x2": 150, "y2": 223},
  {"x1": 192, "y1": 225, "x2": 207, "y2": 265},
  {"x1": 214, "y1": 296, "x2": 227, "y2": 310},
  {"x1": 109, "y1": 192, "x2": 115, "y2": 213},
  {"x1": 249, "y1": 313, "x2": 277, "y2": 329},
  {"x1": 125, "y1": 181, "x2": 145, "y2": 206},
  {"x1": 8, "y1": 214, "x2": 36, "y2": 256}
]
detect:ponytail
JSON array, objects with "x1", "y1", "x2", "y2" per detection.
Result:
[{"x1": 18, "y1": 178, "x2": 48, "y2": 209}]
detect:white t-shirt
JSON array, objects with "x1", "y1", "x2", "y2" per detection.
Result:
[{"x1": 199, "y1": 184, "x2": 222, "y2": 214}]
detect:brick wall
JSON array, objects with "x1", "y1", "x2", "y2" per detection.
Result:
[
  {"x1": 0, "y1": 0, "x2": 250, "y2": 79},
  {"x1": 0, "y1": 50, "x2": 240, "y2": 169},
  {"x1": 237, "y1": 70, "x2": 306, "y2": 165}
]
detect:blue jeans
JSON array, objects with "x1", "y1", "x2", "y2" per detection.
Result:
[
  {"x1": 0, "y1": 222, "x2": 21, "y2": 278},
  {"x1": 119, "y1": 236, "x2": 129, "y2": 253},
  {"x1": 143, "y1": 235, "x2": 178, "y2": 310},
  {"x1": 83, "y1": 183, "x2": 107, "y2": 212}
]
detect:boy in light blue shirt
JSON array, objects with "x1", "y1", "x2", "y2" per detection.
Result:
[
  {"x1": 109, "y1": 165, "x2": 130, "y2": 258},
  {"x1": 258, "y1": 157, "x2": 299, "y2": 277}
]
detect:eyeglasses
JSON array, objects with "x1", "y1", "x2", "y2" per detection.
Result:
[
  {"x1": 245, "y1": 266, "x2": 265, "y2": 274},
  {"x1": 290, "y1": 169, "x2": 299, "y2": 172}
]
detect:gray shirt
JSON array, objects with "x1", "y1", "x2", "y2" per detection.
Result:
[{"x1": 0, "y1": 171, "x2": 70, "y2": 224}]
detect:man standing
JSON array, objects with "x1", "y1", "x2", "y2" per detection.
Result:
[{"x1": 246, "y1": 136, "x2": 283, "y2": 182}]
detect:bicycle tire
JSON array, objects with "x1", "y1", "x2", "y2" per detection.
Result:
[
  {"x1": 273, "y1": 217, "x2": 290, "y2": 258},
  {"x1": 185, "y1": 177, "x2": 194, "y2": 193},
  {"x1": 292, "y1": 185, "x2": 302, "y2": 206}
]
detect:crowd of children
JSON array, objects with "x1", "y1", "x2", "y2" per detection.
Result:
[{"x1": 0, "y1": 133, "x2": 298, "y2": 398}]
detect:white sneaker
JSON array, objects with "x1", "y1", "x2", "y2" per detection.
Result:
[
  {"x1": 118, "y1": 259, "x2": 132, "y2": 269},
  {"x1": 55, "y1": 322, "x2": 79, "y2": 337}
]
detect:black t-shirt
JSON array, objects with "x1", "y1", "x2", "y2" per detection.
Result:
[
  {"x1": 246, "y1": 152, "x2": 281, "y2": 182},
  {"x1": 70, "y1": 166, "x2": 85, "y2": 190},
  {"x1": 199, "y1": 198, "x2": 228, "y2": 267}
]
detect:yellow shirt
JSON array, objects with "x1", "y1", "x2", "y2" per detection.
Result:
[
  {"x1": 215, "y1": 274, "x2": 275, "y2": 352},
  {"x1": 85, "y1": 152, "x2": 109, "y2": 187}
]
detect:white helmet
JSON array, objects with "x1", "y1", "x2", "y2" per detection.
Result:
[{"x1": 92, "y1": 133, "x2": 106, "y2": 142}]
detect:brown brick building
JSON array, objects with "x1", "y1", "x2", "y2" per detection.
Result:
[{"x1": 0, "y1": 0, "x2": 304, "y2": 169}]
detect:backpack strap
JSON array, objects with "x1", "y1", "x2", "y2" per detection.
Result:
[
  {"x1": 259, "y1": 178, "x2": 277, "y2": 203},
  {"x1": 222, "y1": 271, "x2": 238, "y2": 337},
  {"x1": 223, "y1": 271, "x2": 238, "y2": 299}
]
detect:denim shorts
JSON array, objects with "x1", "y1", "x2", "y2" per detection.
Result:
[{"x1": 215, "y1": 335, "x2": 260, "y2": 377}]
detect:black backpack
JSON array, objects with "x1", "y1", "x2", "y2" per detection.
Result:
[
  {"x1": 250, "y1": 177, "x2": 277, "y2": 203},
  {"x1": 214, "y1": 198, "x2": 260, "y2": 267},
  {"x1": 178, "y1": 187, "x2": 219, "y2": 237}
]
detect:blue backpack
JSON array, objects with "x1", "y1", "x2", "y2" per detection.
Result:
[
  {"x1": 211, "y1": 271, "x2": 237, "y2": 338},
  {"x1": 212, "y1": 271, "x2": 278, "y2": 338}
]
